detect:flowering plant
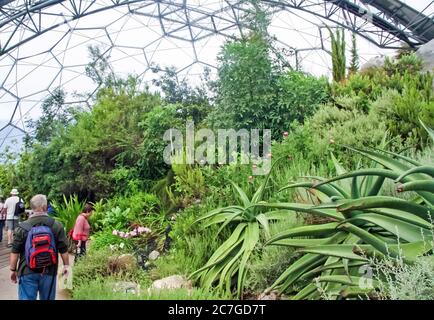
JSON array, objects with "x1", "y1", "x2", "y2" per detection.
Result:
[{"x1": 112, "y1": 226, "x2": 152, "y2": 239}]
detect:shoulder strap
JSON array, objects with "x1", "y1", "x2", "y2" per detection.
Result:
[
  {"x1": 19, "y1": 216, "x2": 55, "y2": 232},
  {"x1": 19, "y1": 221, "x2": 31, "y2": 232},
  {"x1": 46, "y1": 217, "x2": 56, "y2": 228}
]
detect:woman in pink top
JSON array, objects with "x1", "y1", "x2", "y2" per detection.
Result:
[{"x1": 72, "y1": 203, "x2": 93, "y2": 257}]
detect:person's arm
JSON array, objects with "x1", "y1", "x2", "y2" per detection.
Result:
[
  {"x1": 10, "y1": 226, "x2": 25, "y2": 283},
  {"x1": 55, "y1": 221, "x2": 70, "y2": 275},
  {"x1": 9, "y1": 253, "x2": 19, "y2": 283},
  {"x1": 60, "y1": 252, "x2": 70, "y2": 276},
  {"x1": 1, "y1": 202, "x2": 7, "y2": 215}
]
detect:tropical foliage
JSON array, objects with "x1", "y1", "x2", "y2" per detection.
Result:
[
  {"x1": 191, "y1": 159, "x2": 288, "y2": 298},
  {"x1": 266, "y1": 146, "x2": 433, "y2": 299},
  {"x1": 0, "y1": 4, "x2": 433, "y2": 300},
  {"x1": 52, "y1": 195, "x2": 84, "y2": 234}
]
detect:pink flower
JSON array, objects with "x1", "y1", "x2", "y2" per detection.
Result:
[
  {"x1": 137, "y1": 227, "x2": 146, "y2": 233},
  {"x1": 283, "y1": 131, "x2": 289, "y2": 137},
  {"x1": 130, "y1": 230, "x2": 138, "y2": 237},
  {"x1": 118, "y1": 231, "x2": 126, "y2": 238},
  {"x1": 112, "y1": 230, "x2": 118, "y2": 236},
  {"x1": 138, "y1": 227, "x2": 151, "y2": 234}
]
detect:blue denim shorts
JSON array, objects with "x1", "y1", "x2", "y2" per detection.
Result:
[{"x1": 6, "y1": 219, "x2": 18, "y2": 231}]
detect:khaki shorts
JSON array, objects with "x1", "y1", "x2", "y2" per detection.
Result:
[{"x1": 6, "y1": 219, "x2": 18, "y2": 231}]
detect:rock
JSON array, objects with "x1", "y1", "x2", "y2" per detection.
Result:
[
  {"x1": 112, "y1": 281, "x2": 140, "y2": 294},
  {"x1": 108, "y1": 253, "x2": 137, "y2": 274},
  {"x1": 360, "y1": 55, "x2": 387, "y2": 72},
  {"x1": 416, "y1": 39, "x2": 434, "y2": 72},
  {"x1": 258, "y1": 291, "x2": 280, "y2": 300},
  {"x1": 151, "y1": 275, "x2": 193, "y2": 291},
  {"x1": 148, "y1": 250, "x2": 160, "y2": 261}
]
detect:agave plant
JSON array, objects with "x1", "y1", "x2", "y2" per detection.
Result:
[
  {"x1": 190, "y1": 159, "x2": 296, "y2": 298},
  {"x1": 264, "y1": 146, "x2": 433, "y2": 299}
]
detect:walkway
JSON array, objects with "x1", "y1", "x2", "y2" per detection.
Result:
[{"x1": 0, "y1": 231, "x2": 72, "y2": 300}]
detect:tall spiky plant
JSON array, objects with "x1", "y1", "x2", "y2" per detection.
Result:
[
  {"x1": 348, "y1": 32, "x2": 359, "y2": 75},
  {"x1": 328, "y1": 27, "x2": 346, "y2": 82}
]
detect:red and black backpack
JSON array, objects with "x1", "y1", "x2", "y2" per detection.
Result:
[{"x1": 21, "y1": 218, "x2": 57, "y2": 269}]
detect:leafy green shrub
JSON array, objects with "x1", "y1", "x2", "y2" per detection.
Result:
[
  {"x1": 107, "y1": 192, "x2": 161, "y2": 217},
  {"x1": 306, "y1": 104, "x2": 388, "y2": 166},
  {"x1": 373, "y1": 255, "x2": 434, "y2": 300},
  {"x1": 384, "y1": 53, "x2": 423, "y2": 76},
  {"x1": 72, "y1": 276, "x2": 228, "y2": 300},
  {"x1": 72, "y1": 245, "x2": 147, "y2": 289},
  {"x1": 275, "y1": 71, "x2": 329, "y2": 124},
  {"x1": 110, "y1": 166, "x2": 143, "y2": 195},
  {"x1": 208, "y1": 29, "x2": 329, "y2": 140},
  {"x1": 52, "y1": 195, "x2": 84, "y2": 233},
  {"x1": 332, "y1": 53, "x2": 429, "y2": 119},
  {"x1": 371, "y1": 85, "x2": 434, "y2": 146},
  {"x1": 171, "y1": 163, "x2": 206, "y2": 207},
  {"x1": 152, "y1": 204, "x2": 228, "y2": 279},
  {"x1": 138, "y1": 104, "x2": 184, "y2": 180},
  {"x1": 73, "y1": 247, "x2": 113, "y2": 286},
  {"x1": 91, "y1": 192, "x2": 164, "y2": 232},
  {"x1": 89, "y1": 230, "x2": 133, "y2": 251},
  {"x1": 201, "y1": 163, "x2": 257, "y2": 205},
  {"x1": 208, "y1": 31, "x2": 277, "y2": 132},
  {"x1": 331, "y1": 73, "x2": 382, "y2": 107},
  {"x1": 101, "y1": 207, "x2": 132, "y2": 230},
  {"x1": 88, "y1": 199, "x2": 104, "y2": 231}
]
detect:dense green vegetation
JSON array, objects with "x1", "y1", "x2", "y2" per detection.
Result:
[{"x1": 1, "y1": 7, "x2": 433, "y2": 300}]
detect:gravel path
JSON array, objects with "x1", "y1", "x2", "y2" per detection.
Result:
[{"x1": 0, "y1": 253, "x2": 74, "y2": 300}]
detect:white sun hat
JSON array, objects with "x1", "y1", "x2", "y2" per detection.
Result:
[{"x1": 10, "y1": 188, "x2": 19, "y2": 195}]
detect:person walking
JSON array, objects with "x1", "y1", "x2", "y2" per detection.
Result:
[
  {"x1": 72, "y1": 203, "x2": 93, "y2": 258},
  {"x1": 9, "y1": 194, "x2": 70, "y2": 300},
  {"x1": 0, "y1": 197, "x2": 5, "y2": 242},
  {"x1": 2, "y1": 189, "x2": 23, "y2": 247}
]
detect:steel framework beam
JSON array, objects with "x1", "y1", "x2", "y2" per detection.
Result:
[{"x1": 1, "y1": 0, "x2": 433, "y2": 58}]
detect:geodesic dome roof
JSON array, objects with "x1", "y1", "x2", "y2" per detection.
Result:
[{"x1": 1, "y1": 0, "x2": 433, "y2": 150}]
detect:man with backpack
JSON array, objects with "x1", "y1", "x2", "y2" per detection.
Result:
[
  {"x1": 9, "y1": 194, "x2": 70, "y2": 300},
  {"x1": 2, "y1": 188, "x2": 24, "y2": 247}
]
